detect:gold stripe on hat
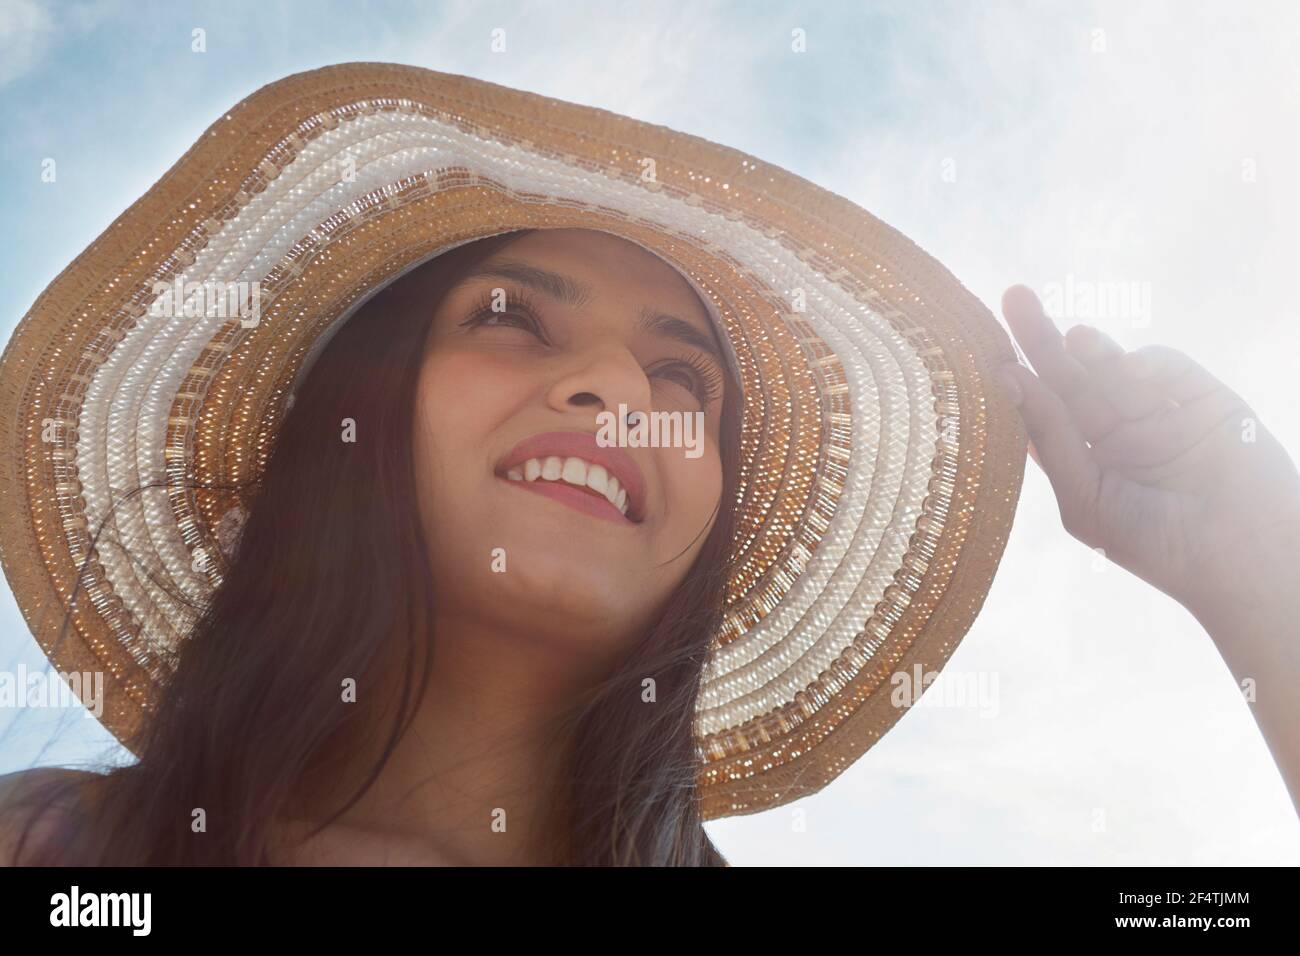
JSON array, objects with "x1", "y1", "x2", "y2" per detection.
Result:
[{"x1": 0, "y1": 65, "x2": 1027, "y2": 817}]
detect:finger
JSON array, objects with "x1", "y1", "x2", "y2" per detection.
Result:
[
  {"x1": 1089, "y1": 365, "x2": 1177, "y2": 420},
  {"x1": 1001, "y1": 361, "x2": 1102, "y2": 541},
  {"x1": 1091, "y1": 385, "x2": 1253, "y2": 471},
  {"x1": 1117, "y1": 344, "x2": 1245, "y2": 405},
  {"x1": 1063, "y1": 325, "x2": 1175, "y2": 421},
  {"x1": 1063, "y1": 323, "x2": 1124, "y2": 367},
  {"x1": 1001, "y1": 285, "x2": 1091, "y2": 399},
  {"x1": 1001, "y1": 286, "x2": 1123, "y2": 443}
]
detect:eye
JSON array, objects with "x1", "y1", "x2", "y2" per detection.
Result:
[
  {"x1": 650, "y1": 353, "x2": 724, "y2": 409},
  {"x1": 459, "y1": 289, "x2": 723, "y2": 409},
  {"x1": 459, "y1": 287, "x2": 548, "y2": 341}
]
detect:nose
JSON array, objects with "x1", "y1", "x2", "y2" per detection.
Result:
[{"x1": 546, "y1": 339, "x2": 653, "y2": 424}]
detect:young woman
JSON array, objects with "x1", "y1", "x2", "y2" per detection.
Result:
[
  {"x1": 2, "y1": 65, "x2": 1297, "y2": 867},
  {"x1": 2, "y1": 226, "x2": 744, "y2": 865}
]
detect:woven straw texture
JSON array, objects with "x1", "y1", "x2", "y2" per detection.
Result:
[{"x1": 0, "y1": 63, "x2": 1026, "y2": 820}]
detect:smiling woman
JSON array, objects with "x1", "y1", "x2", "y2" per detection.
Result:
[
  {"x1": 413, "y1": 228, "x2": 731, "y2": 649},
  {"x1": 0, "y1": 64, "x2": 1033, "y2": 868},
  {"x1": 1, "y1": 227, "x2": 745, "y2": 866}
]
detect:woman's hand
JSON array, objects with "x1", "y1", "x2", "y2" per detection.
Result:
[
  {"x1": 996, "y1": 285, "x2": 1300, "y2": 624},
  {"x1": 997, "y1": 284, "x2": 1300, "y2": 811}
]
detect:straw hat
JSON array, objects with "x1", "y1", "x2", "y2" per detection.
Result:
[{"x1": 0, "y1": 63, "x2": 1026, "y2": 820}]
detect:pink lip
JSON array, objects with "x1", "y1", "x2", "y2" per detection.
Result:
[
  {"x1": 495, "y1": 430, "x2": 648, "y2": 524},
  {"x1": 497, "y1": 475, "x2": 633, "y2": 525}
]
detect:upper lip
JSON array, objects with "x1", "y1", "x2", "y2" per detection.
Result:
[{"x1": 495, "y1": 430, "x2": 648, "y2": 523}]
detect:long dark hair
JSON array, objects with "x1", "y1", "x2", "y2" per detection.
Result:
[{"x1": 3, "y1": 228, "x2": 742, "y2": 866}]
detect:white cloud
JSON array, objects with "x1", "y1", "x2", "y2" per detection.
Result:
[
  {"x1": 3, "y1": 0, "x2": 1298, "y2": 865},
  {"x1": 0, "y1": 0, "x2": 53, "y2": 87}
]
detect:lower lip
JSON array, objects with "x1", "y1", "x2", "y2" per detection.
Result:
[{"x1": 497, "y1": 476, "x2": 636, "y2": 526}]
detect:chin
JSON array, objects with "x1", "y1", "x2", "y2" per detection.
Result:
[{"x1": 502, "y1": 555, "x2": 625, "y2": 611}]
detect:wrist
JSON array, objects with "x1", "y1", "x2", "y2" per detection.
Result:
[{"x1": 1181, "y1": 515, "x2": 1300, "y2": 644}]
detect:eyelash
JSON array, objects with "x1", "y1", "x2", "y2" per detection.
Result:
[{"x1": 458, "y1": 288, "x2": 724, "y2": 407}]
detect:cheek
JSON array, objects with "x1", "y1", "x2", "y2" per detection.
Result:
[
  {"x1": 417, "y1": 349, "x2": 518, "y2": 437},
  {"x1": 412, "y1": 350, "x2": 525, "y2": 501},
  {"x1": 656, "y1": 442, "x2": 724, "y2": 552}
]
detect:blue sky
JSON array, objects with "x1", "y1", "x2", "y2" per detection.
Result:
[{"x1": 2, "y1": 0, "x2": 1298, "y2": 864}]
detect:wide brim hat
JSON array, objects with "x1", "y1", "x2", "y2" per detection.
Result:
[{"x1": 0, "y1": 62, "x2": 1026, "y2": 820}]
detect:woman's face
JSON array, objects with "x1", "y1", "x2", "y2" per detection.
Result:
[{"x1": 412, "y1": 228, "x2": 728, "y2": 663}]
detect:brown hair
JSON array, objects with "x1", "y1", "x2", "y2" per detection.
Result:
[{"x1": 2, "y1": 228, "x2": 742, "y2": 866}]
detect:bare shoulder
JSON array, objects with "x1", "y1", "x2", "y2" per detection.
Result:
[{"x1": 0, "y1": 768, "x2": 102, "y2": 866}]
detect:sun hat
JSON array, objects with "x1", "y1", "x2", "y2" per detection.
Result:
[{"x1": 0, "y1": 62, "x2": 1026, "y2": 820}]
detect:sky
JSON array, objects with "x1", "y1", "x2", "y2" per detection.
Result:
[{"x1": 1, "y1": 0, "x2": 1297, "y2": 864}]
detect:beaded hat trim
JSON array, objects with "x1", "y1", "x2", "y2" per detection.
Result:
[{"x1": 0, "y1": 63, "x2": 1026, "y2": 819}]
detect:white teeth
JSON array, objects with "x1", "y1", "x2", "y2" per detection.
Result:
[
  {"x1": 506, "y1": 455, "x2": 633, "y2": 517},
  {"x1": 561, "y1": 457, "x2": 586, "y2": 485},
  {"x1": 602, "y1": 474, "x2": 621, "y2": 510},
  {"x1": 585, "y1": 463, "x2": 609, "y2": 498}
]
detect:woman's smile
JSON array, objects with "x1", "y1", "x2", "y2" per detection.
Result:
[{"x1": 494, "y1": 428, "x2": 648, "y2": 525}]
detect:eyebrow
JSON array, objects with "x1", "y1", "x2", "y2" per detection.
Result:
[{"x1": 458, "y1": 259, "x2": 727, "y2": 371}]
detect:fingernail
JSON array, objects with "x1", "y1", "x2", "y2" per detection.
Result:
[
  {"x1": 996, "y1": 363, "x2": 1022, "y2": 406},
  {"x1": 1002, "y1": 284, "x2": 1044, "y2": 319},
  {"x1": 1064, "y1": 325, "x2": 1096, "y2": 359}
]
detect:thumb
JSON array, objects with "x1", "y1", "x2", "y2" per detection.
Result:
[{"x1": 1000, "y1": 361, "x2": 1103, "y2": 542}]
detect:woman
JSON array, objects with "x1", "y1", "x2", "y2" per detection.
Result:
[
  {"x1": 2, "y1": 64, "x2": 1297, "y2": 865},
  {"x1": 2, "y1": 225, "x2": 743, "y2": 865}
]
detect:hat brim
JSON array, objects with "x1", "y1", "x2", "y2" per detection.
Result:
[{"x1": 0, "y1": 62, "x2": 1027, "y2": 820}]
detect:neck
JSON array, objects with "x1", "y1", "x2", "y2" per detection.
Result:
[{"x1": 285, "y1": 611, "x2": 605, "y2": 865}]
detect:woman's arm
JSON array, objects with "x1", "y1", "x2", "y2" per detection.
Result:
[
  {"x1": 1180, "y1": 519, "x2": 1300, "y2": 808},
  {"x1": 997, "y1": 285, "x2": 1300, "y2": 812}
]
